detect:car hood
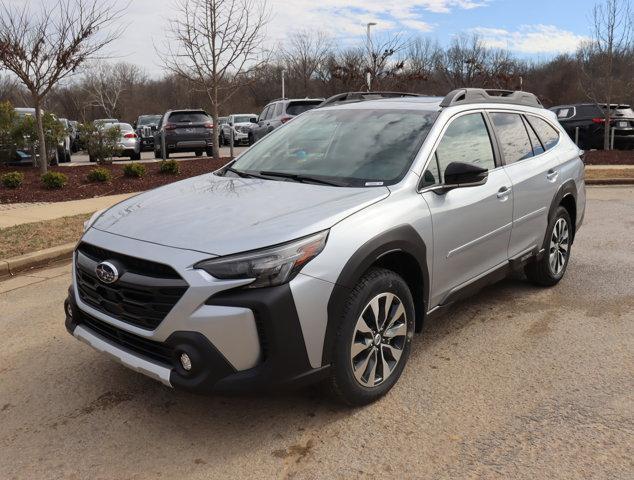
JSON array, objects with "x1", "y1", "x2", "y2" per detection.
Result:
[{"x1": 92, "y1": 173, "x2": 390, "y2": 256}]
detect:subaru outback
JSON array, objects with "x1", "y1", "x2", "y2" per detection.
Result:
[{"x1": 65, "y1": 88, "x2": 585, "y2": 406}]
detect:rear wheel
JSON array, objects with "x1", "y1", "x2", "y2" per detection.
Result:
[
  {"x1": 131, "y1": 151, "x2": 141, "y2": 161},
  {"x1": 525, "y1": 206, "x2": 572, "y2": 286},
  {"x1": 154, "y1": 149, "x2": 160, "y2": 159},
  {"x1": 327, "y1": 268, "x2": 414, "y2": 406},
  {"x1": 206, "y1": 148, "x2": 214, "y2": 157},
  {"x1": 195, "y1": 150, "x2": 203, "y2": 157}
]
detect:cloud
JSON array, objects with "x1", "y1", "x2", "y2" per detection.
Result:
[{"x1": 472, "y1": 25, "x2": 589, "y2": 54}]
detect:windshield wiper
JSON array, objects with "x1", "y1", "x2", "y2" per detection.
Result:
[
  {"x1": 223, "y1": 166, "x2": 270, "y2": 180},
  {"x1": 259, "y1": 171, "x2": 345, "y2": 187}
]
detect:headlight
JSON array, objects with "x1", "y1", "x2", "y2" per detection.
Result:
[
  {"x1": 83, "y1": 208, "x2": 106, "y2": 232},
  {"x1": 194, "y1": 230, "x2": 328, "y2": 288}
]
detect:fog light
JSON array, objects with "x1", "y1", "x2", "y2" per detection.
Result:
[{"x1": 179, "y1": 352, "x2": 192, "y2": 371}]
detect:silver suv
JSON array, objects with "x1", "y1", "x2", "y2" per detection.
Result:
[{"x1": 65, "y1": 89, "x2": 585, "y2": 405}]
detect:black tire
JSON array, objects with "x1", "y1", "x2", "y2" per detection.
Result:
[
  {"x1": 195, "y1": 150, "x2": 203, "y2": 157},
  {"x1": 206, "y1": 148, "x2": 214, "y2": 157},
  {"x1": 88, "y1": 155, "x2": 96, "y2": 163},
  {"x1": 327, "y1": 268, "x2": 415, "y2": 406},
  {"x1": 248, "y1": 133, "x2": 254, "y2": 146},
  {"x1": 219, "y1": 133, "x2": 225, "y2": 146},
  {"x1": 525, "y1": 205, "x2": 572, "y2": 287},
  {"x1": 131, "y1": 151, "x2": 141, "y2": 161},
  {"x1": 154, "y1": 149, "x2": 161, "y2": 159}
]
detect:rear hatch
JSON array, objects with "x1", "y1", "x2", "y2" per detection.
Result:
[
  {"x1": 606, "y1": 105, "x2": 634, "y2": 133},
  {"x1": 166, "y1": 111, "x2": 212, "y2": 141}
]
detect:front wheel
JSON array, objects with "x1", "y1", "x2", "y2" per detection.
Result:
[
  {"x1": 327, "y1": 268, "x2": 415, "y2": 406},
  {"x1": 525, "y1": 206, "x2": 572, "y2": 286}
]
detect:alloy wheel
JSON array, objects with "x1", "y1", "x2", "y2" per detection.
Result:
[
  {"x1": 350, "y1": 293, "x2": 407, "y2": 388},
  {"x1": 549, "y1": 217, "x2": 569, "y2": 275}
]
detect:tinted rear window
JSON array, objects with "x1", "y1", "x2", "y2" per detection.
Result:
[
  {"x1": 610, "y1": 106, "x2": 634, "y2": 117},
  {"x1": 525, "y1": 116, "x2": 559, "y2": 151},
  {"x1": 577, "y1": 105, "x2": 603, "y2": 117},
  {"x1": 168, "y1": 112, "x2": 210, "y2": 123},
  {"x1": 286, "y1": 101, "x2": 322, "y2": 116}
]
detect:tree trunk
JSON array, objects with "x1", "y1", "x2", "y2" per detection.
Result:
[
  {"x1": 603, "y1": 106, "x2": 611, "y2": 150},
  {"x1": 33, "y1": 96, "x2": 48, "y2": 174},
  {"x1": 212, "y1": 86, "x2": 220, "y2": 161}
]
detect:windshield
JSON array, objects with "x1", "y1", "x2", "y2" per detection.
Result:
[
  {"x1": 230, "y1": 109, "x2": 437, "y2": 187},
  {"x1": 138, "y1": 115, "x2": 161, "y2": 125},
  {"x1": 234, "y1": 115, "x2": 255, "y2": 123}
]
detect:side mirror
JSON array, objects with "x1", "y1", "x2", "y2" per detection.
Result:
[{"x1": 444, "y1": 162, "x2": 488, "y2": 188}]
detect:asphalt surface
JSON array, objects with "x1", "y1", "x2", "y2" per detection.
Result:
[{"x1": 1, "y1": 186, "x2": 632, "y2": 480}]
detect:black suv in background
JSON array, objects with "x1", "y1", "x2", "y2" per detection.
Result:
[
  {"x1": 135, "y1": 115, "x2": 162, "y2": 151},
  {"x1": 251, "y1": 98, "x2": 323, "y2": 143},
  {"x1": 550, "y1": 103, "x2": 634, "y2": 149},
  {"x1": 154, "y1": 109, "x2": 214, "y2": 158}
]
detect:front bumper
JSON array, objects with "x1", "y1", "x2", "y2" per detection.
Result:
[{"x1": 65, "y1": 233, "x2": 331, "y2": 393}]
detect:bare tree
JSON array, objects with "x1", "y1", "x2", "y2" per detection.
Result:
[
  {"x1": 436, "y1": 34, "x2": 489, "y2": 89},
  {"x1": 366, "y1": 33, "x2": 410, "y2": 91},
  {"x1": 83, "y1": 61, "x2": 145, "y2": 119},
  {"x1": 578, "y1": 0, "x2": 633, "y2": 149},
  {"x1": 281, "y1": 30, "x2": 332, "y2": 97},
  {"x1": 0, "y1": 0, "x2": 123, "y2": 173},
  {"x1": 160, "y1": 0, "x2": 269, "y2": 160}
]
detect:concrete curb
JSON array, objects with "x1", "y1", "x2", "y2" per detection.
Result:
[{"x1": 0, "y1": 242, "x2": 75, "y2": 279}]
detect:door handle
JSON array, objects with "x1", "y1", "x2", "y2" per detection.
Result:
[
  {"x1": 546, "y1": 169, "x2": 559, "y2": 182},
  {"x1": 497, "y1": 186, "x2": 512, "y2": 199}
]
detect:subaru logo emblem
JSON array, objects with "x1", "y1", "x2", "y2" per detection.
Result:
[{"x1": 95, "y1": 261, "x2": 119, "y2": 284}]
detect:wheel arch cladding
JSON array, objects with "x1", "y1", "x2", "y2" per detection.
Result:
[
  {"x1": 548, "y1": 180, "x2": 577, "y2": 244},
  {"x1": 322, "y1": 225, "x2": 429, "y2": 365}
]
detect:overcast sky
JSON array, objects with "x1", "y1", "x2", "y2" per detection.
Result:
[{"x1": 31, "y1": 0, "x2": 598, "y2": 75}]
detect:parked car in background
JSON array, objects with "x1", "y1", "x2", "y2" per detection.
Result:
[
  {"x1": 135, "y1": 114, "x2": 162, "y2": 151},
  {"x1": 93, "y1": 118, "x2": 119, "y2": 129},
  {"x1": 12, "y1": 107, "x2": 63, "y2": 165},
  {"x1": 57, "y1": 118, "x2": 72, "y2": 163},
  {"x1": 89, "y1": 122, "x2": 140, "y2": 162},
  {"x1": 251, "y1": 98, "x2": 323, "y2": 142},
  {"x1": 154, "y1": 109, "x2": 214, "y2": 158},
  {"x1": 67, "y1": 88, "x2": 585, "y2": 405},
  {"x1": 550, "y1": 103, "x2": 634, "y2": 150},
  {"x1": 69, "y1": 120, "x2": 79, "y2": 152},
  {"x1": 220, "y1": 114, "x2": 257, "y2": 146}
]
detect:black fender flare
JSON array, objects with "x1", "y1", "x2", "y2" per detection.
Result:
[
  {"x1": 544, "y1": 179, "x2": 577, "y2": 246},
  {"x1": 321, "y1": 224, "x2": 429, "y2": 365}
]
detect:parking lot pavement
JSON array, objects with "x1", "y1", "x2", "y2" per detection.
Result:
[
  {"x1": 64, "y1": 146, "x2": 249, "y2": 166},
  {"x1": 0, "y1": 186, "x2": 632, "y2": 479}
]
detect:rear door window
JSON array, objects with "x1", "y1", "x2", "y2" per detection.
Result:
[
  {"x1": 274, "y1": 102, "x2": 284, "y2": 117},
  {"x1": 525, "y1": 116, "x2": 560, "y2": 151},
  {"x1": 286, "y1": 101, "x2": 322, "y2": 116},
  {"x1": 556, "y1": 108, "x2": 574, "y2": 119},
  {"x1": 490, "y1": 112, "x2": 533, "y2": 164}
]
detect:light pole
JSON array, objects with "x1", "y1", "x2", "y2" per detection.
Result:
[
  {"x1": 366, "y1": 22, "x2": 377, "y2": 91},
  {"x1": 281, "y1": 68, "x2": 286, "y2": 99}
]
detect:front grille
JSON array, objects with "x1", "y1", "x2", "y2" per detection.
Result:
[
  {"x1": 75, "y1": 243, "x2": 188, "y2": 330},
  {"x1": 79, "y1": 311, "x2": 173, "y2": 366}
]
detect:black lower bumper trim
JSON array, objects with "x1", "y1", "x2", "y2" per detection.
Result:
[{"x1": 65, "y1": 284, "x2": 325, "y2": 394}]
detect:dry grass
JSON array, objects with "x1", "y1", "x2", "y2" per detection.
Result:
[
  {"x1": 585, "y1": 168, "x2": 634, "y2": 180},
  {"x1": 0, "y1": 213, "x2": 90, "y2": 259}
]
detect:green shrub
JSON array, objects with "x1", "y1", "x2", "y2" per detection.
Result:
[
  {"x1": 87, "y1": 167, "x2": 112, "y2": 183},
  {"x1": 159, "y1": 159, "x2": 180, "y2": 175},
  {"x1": 41, "y1": 171, "x2": 68, "y2": 189},
  {"x1": 1, "y1": 171, "x2": 25, "y2": 189},
  {"x1": 123, "y1": 163, "x2": 146, "y2": 178}
]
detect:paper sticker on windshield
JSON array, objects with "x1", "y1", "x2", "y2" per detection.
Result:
[{"x1": 365, "y1": 181, "x2": 384, "y2": 186}]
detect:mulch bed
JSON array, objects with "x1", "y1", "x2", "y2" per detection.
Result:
[
  {"x1": 583, "y1": 149, "x2": 634, "y2": 165},
  {"x1": 0, "y1": 158, "x2": 230, "y2": 204}
]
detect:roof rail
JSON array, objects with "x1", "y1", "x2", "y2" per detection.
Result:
[
  {"x1": 440, "y1": 88, "x2": 543, "y2": 108},
  {"x1": 319, "y1": 91, "x2": 422, "y2": 108}
]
